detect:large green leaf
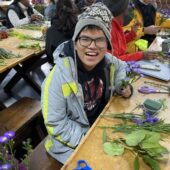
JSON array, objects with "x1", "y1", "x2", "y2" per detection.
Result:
[
  {"x1": 141, "y1": 142, "x2": 160, "y2": 149},
  {"x1": 134, "y1": 156, "x2": 140, "y2": 170},
  {"x1": 125, "y1": 130, "x2": 146, "y2": 146},
  {"x1": 143, "y1": 132, "x2": 160, "y2": 144},
  {"x1": 143, "y1": 155, "x2": 160, "y2": 170},
  {"x1": 103, "y1": 142, "x2": 124, "y2": 156}
]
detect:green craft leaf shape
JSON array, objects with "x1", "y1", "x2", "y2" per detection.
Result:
[
  {"x1": 143, "y1": 155, "x2": 160, "y2": 170},
  {"x1": 125, "y1": 130, "x2": 146, "y2": 146},
  {"x1": 103, "y1": 142, "x2": 124, "y2": 156}
]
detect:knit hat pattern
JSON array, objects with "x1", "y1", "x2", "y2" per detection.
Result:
[{"x1": 72, "y1": 2, "x2": 113, "y2": 49}]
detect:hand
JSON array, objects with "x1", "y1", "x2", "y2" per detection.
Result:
[
  {"x1": 143, "y1": 25, "x2": 161, "y2": 35},
  {"x1": 31, "y1": 14, "x2": 43, "y2": 21},
  {"x1": 131, "y1": 21, "x2": 141, "y2": 32},
  {"x1": 121, "y1": 85, "x2": 132, "y2": 98},
  {"x1": 143, "y1": 51, "x2": 159, "y2": 60}
]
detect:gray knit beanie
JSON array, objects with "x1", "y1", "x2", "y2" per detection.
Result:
[
  {"x1": 72, "y1": 2, "x2": 113, "y2": 50},
  {"x1": 103, "y1": 0, "x2": 129, "y2": 17}
]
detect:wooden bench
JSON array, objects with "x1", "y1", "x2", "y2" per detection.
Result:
[
  {"x1": 0, "y1": 97, "x2": 47, "y2": 147},
  {"x1": 29, "y1": 138, "x2": 63, "y2": 170}
]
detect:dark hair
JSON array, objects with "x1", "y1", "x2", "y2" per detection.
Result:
[{"x1": 53, "y1": 0, "x2": 78, "y2": 37}]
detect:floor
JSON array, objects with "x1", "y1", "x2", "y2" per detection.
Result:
[{"x1": 0, "y1": 62, "x2": 52, "y2": 107}]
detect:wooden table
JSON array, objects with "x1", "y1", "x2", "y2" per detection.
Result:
[
  {"x1": 0, "y1": 29, "x2": 44, "y2": 73},
  {"x1": 61, "y1": 77, "x2": 170, "y2": 170},
  {"x1": 0, "y1": 28, "x2": 45, "y2": 95}
]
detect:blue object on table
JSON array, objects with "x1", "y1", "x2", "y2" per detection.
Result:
[
  {"x1": 137, "y1": 59, "x2": 170, "y2": 81},
  {"x1": 74, "y1": 160, "x2": 92, "y2": 170}
]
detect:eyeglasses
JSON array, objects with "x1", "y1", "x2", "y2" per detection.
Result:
[{"x1": 78, "y1": 36, "x2": 107, "y2": 48}]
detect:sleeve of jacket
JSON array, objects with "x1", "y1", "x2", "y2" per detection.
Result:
[
  {"x1": 117, "y1": 51, "x2": 143, "y2": 61},
  {"x1": 124, "y1": 30, "x2": 136, "y2": 43},
  {"x1": 123, "y1": 10, "x2": 145, "y2": 40},
  {"x1": 110, "y1": 55, "x2": 127, "y2": 94},
  {"x1": 155, "y1": 12, "x2": 170, "y2": 28},
  {"x1": 41, "y1": 66, "x2": 89, "y2": 148}
]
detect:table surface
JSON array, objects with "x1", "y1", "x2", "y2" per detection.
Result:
[
  {"x1": 0, "y1": 28, "x2": 45, "y2": 74},
  {"x1": 61, "y1": 77, "x2": 170, "y2": 170}
]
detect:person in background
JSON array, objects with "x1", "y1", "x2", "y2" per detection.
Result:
[
  {"x1": 75, "y1": 0, "x2": 99, "y2": 13},
  {"x1": 44, "y1": 0, "x2": 56, "y2": 20},
  {"x1": 45, "y1": 0, "x2": 78, "y2": 64},
  {"x1": 124, "y1": 0, "x2": 170, "y2": 53},
  {"x1": 103, "y1": 0, "x2": 159, "y2": 61},
  {"x1": 6, "y1": 0, "x2": 43, "y2": 28},
  {"x1": 150, "y1": 0, "x2": 157, "y2": 9},
  {"x1": 41, "y1": 2, "x2": 132, "y2": 164}
]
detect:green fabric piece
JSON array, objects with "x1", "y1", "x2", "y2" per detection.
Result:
[{"x1": 135, "y1": 39, "x2": 148, "y2": 51}]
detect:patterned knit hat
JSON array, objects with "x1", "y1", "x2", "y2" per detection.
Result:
[
  {"x1": 72, "y1": 2, "x2": 113, "y2": 50},
  {"x1": 103, "y1": 0, "x2": 129, "y2": 17}
]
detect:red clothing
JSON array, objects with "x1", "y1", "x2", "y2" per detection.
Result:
[{"x1": 111, "y1": 19, "x2": 143, "y2": 61}]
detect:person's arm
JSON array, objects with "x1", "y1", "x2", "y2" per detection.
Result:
[
  {"x1": 7, "y1": 9, "x2": 30, "y2": 27},
  {"x1": 33, "y1": 8, "x2": 44, "y2": 18},
  {"x1": 116, "y1": 52, "x2": 143, "y2": 62},
  {"x1": 124, "y1": 30, "x2": 136, "y2": 43},
  {"x1": 41, "y1": 65, "x2": 89, "y2": 148},
  {"x1": 156, "y1": 12, "x2": 170, "y2": 29},
  {"x1": 111, "y1": 55, "x2": 133, "y2": 97}
]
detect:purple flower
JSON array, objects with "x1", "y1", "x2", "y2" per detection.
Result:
[
  {"x1": 129, "y1": 1, "x2": 135, "y2": 8},
  {"x1": 127, "y1": 61, "x2": 135, "y2": 65},
  {"x1": 18, "y1": 162, "x2": 27, "y2": 170},
  {"x1": 0, "y1": 163, "x2": 12, "y2": 170},
  {"x1": 145, "y1": 113, "x2": 159, "y2": 124},
  {"x1": 152, "y1": 117, "x2": 159, "y2": 123},
  {"x1": 0, "y1": 136, "x2": 9, "y2": 144},
  {"x1": 4, "y1": 131, "x2": 15, "y2": 139},
  {"x1": 133, "y1": 116, "x2": 143, "y2": 125},
  {"x1": 126, "y1": 67, "x2": 131, "y2": 72},
  {"x1": 140, "y1": 74, "x2": 144, "y2": 77}
]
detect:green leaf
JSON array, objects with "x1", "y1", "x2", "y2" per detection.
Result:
[
  {"x1": 102, "y1": 129, "x2": 107, "y2": 143},
  {"x1": 143, "y1": 132, "x2": 160, "y2": 144},
  {"x1": 126, "y1": 130, "x2": 146, "y2": 146},
  {"x1": 134, "y1": 156, "x2": 140, "y2": 170},
  {"x1": 140, "y1": 131, "x2": 160, "y2": 149},
  {"x1": 103, "y1": 142, "x2": 124, "y2": 156},
  {"x1": 143, "y1": 155, "x2": 160, "y2": 170},
  {"x1": 146, "y1": 146, "x2": 169, "y2": 157}
]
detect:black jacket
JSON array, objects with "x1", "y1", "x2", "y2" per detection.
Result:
[{"x1": 45, "y1": 20, "x2": 74, "y2": 64}]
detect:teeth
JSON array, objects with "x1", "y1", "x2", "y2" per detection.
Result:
[{"x1": 86, "y1": 52, "x2": 97, "y2": 56}]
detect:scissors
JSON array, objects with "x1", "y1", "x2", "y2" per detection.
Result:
[
  {"x1": 74, "y1": 160, "x2": 92, "y2": 170},
  {"x1": 138, "y1": 86, "x2": 170, "y2": 94}
]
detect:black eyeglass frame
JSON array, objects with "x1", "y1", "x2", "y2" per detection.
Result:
[{"x1": 78, "y1": 36, "x2": 107, "y2": 48}]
